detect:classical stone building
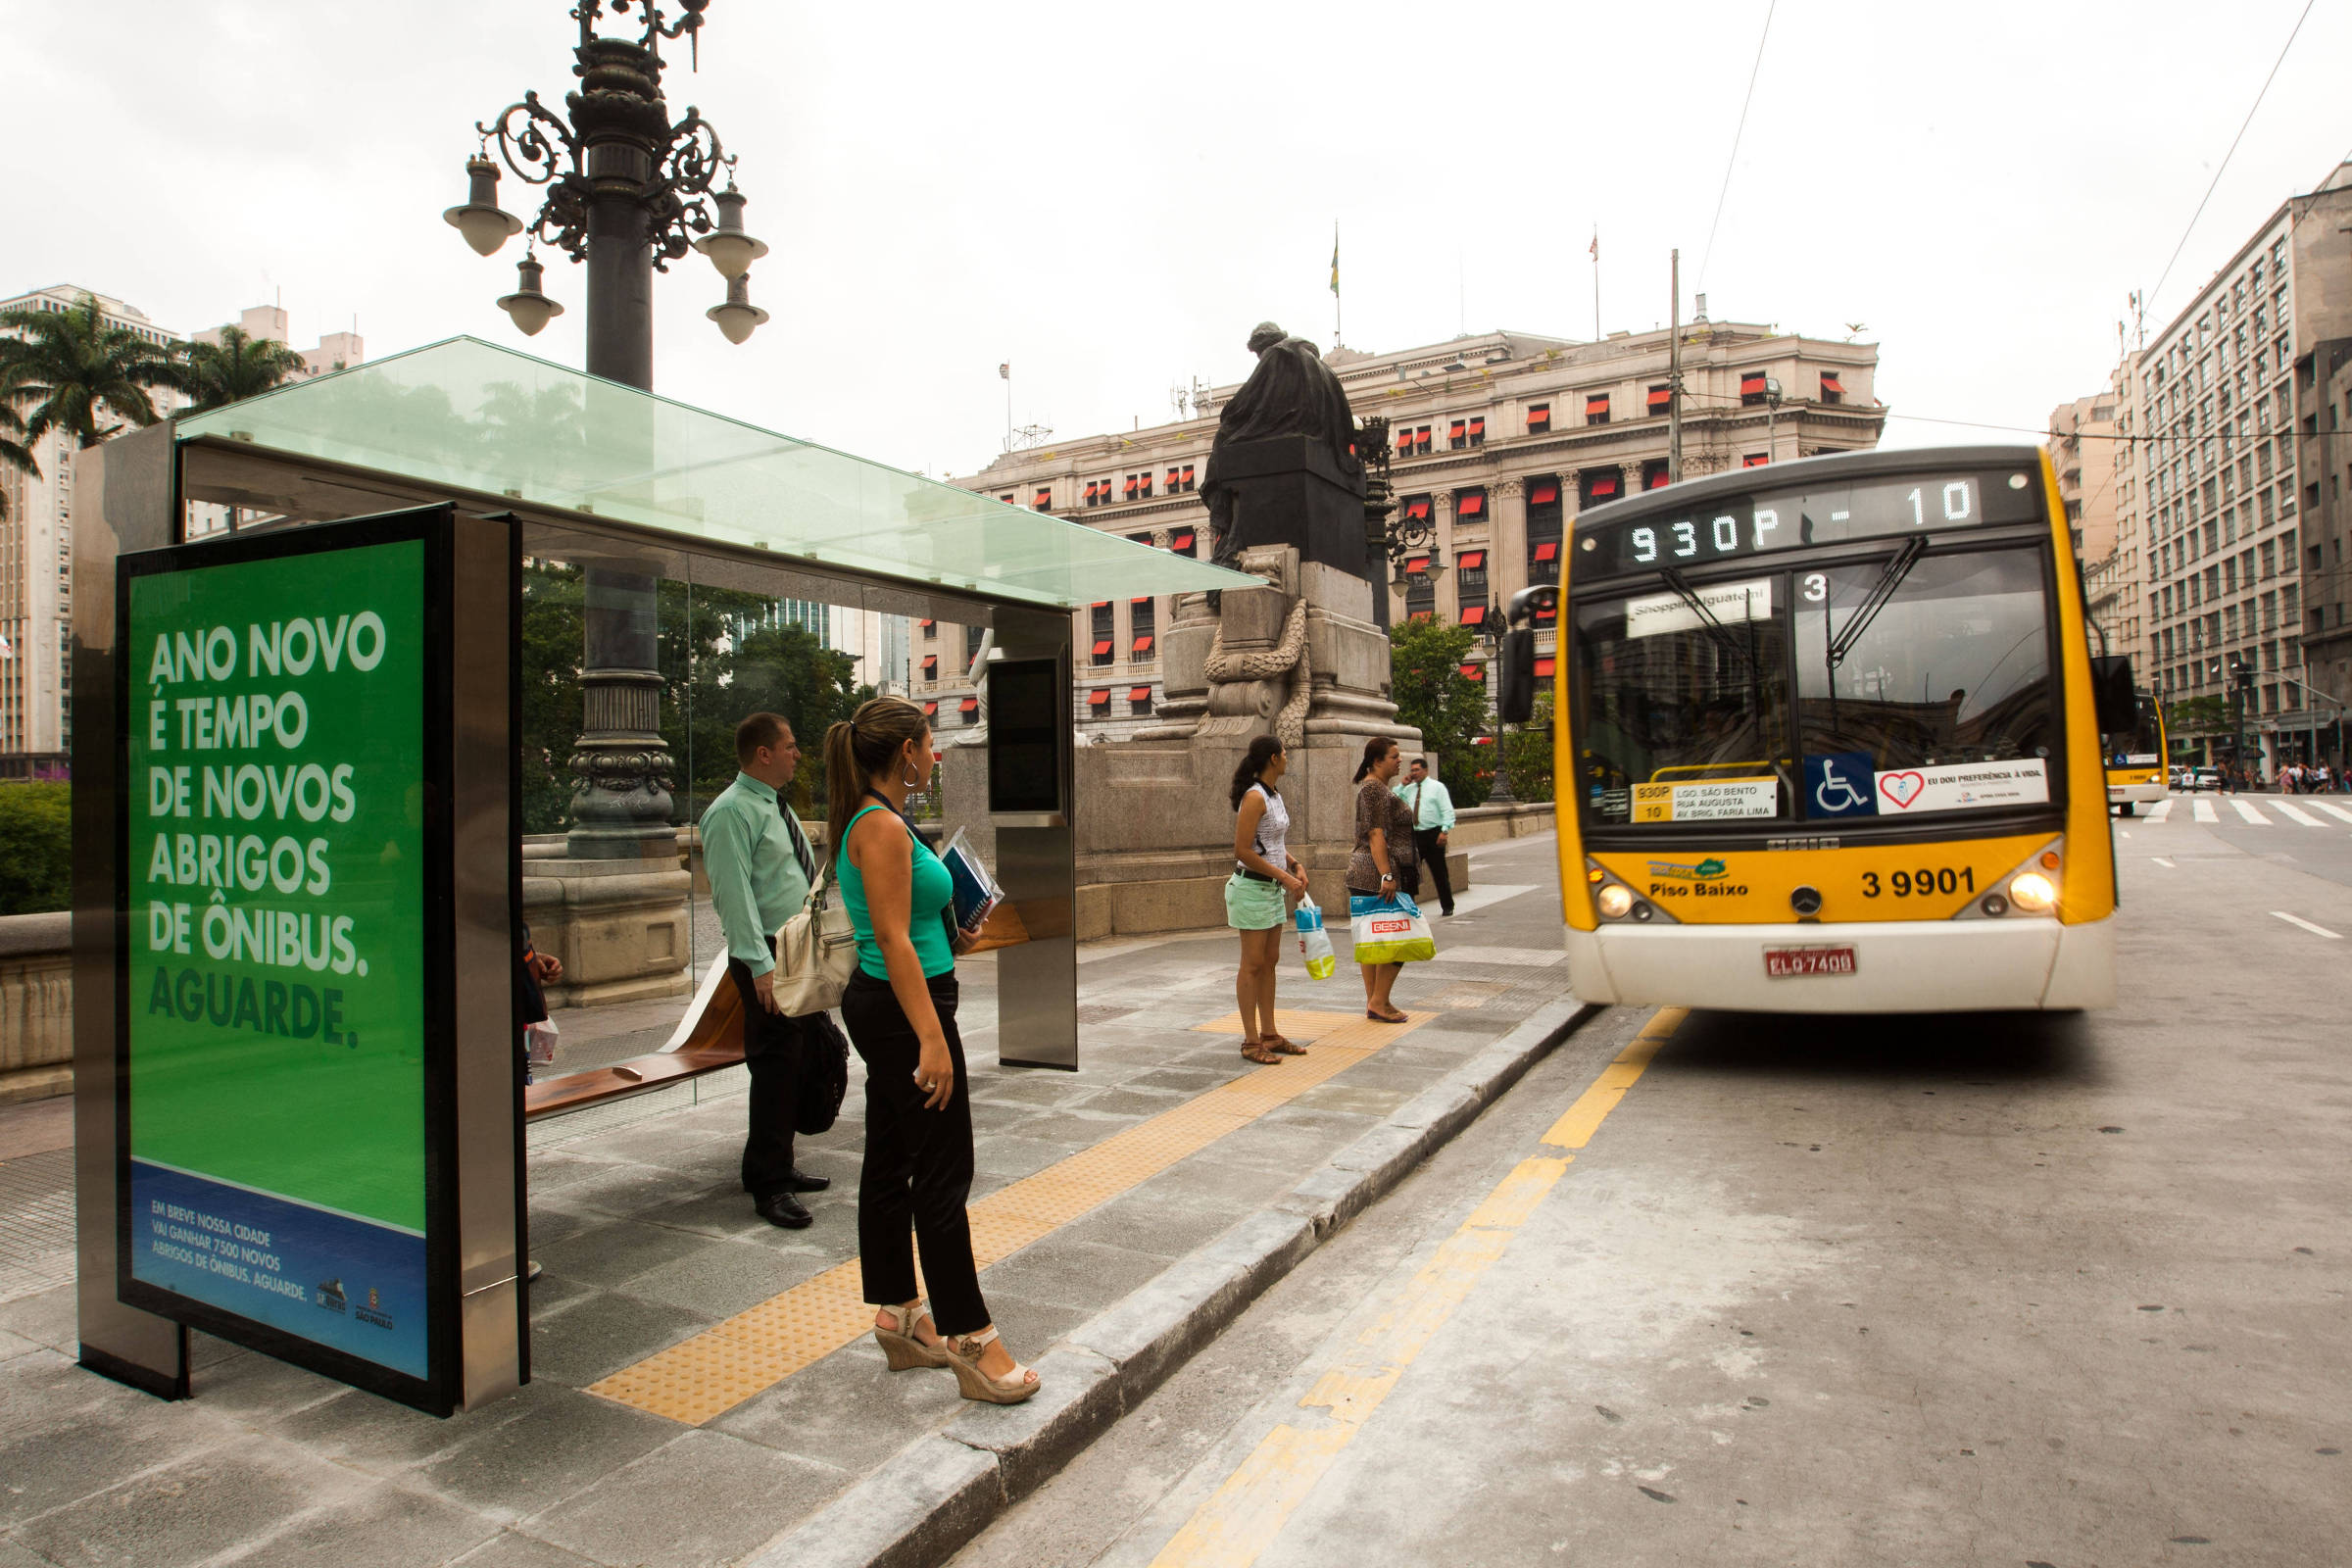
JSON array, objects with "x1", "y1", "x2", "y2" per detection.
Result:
[
  {"x1": 2121, "y1": 157, "x2": 2352, "y2": 769},
  {"x1": 943, "y1": 318, "x2": 1884, "y2": 733}
]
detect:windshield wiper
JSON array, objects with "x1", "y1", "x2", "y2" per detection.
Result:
[
  {"x1": 1827, "y1": 536, "x2": 1927, "y2": 668},
  {"x1": 1660, "y1": 565, "x2": 1752, "y2": 672}
]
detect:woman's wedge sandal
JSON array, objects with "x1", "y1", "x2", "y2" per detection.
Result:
[
  {"x1": 941, "y1": 1327, "x2": 1040, "y2": 1404},
  {"x1": 873, "y1": 1299, "x2": 949, "y2": 1371}
]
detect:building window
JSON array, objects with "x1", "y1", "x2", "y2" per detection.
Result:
[
  {"x1": 999, "y1": 493, "x2": 1015, "y2": 506},
  {"x1": 959, "y1": 696, "x2": 979, "y2": 726},
  {"x1": 922, "y1": 700, "x2": 939, "y2": 719},
  {"x1": 1088, "y1": 688, "x2": 1111, "y2": 714},
  {"x1": 1127, "y1": 532, "x2": 1152, "y2": 550},
  {"x1": 1124, "y1": 474, "x2": 1139, "y2": 500},
  {"x1": 1459, "y1": 662, "x2": 1486, "y2": 684},
  {"x1": 1171, "y1": 528, "x2": 1197, "y2": 558},
  {"x1": 1403, "y1": 556, "x2": 1434, "y2": 617},
  {"x1": 966, "y1": 625, "x2": 984, "y2": 664},
  {"x1": 1085, "y1": 480, "x2": 1102, "y2": 507},
  {"x1": 1585, "y1": 392, "x2": 1610, "y2": 426},
  {"x1": 1400, "y1": 494, "x2": 1433, "y2": 528},
  {"x1": 1131, "y1": 596, "x2": 1156, "y2": 659},
  {"x1": 1467, "y1": 416, "x2": 1485, "y2": 447},
  {"x1": 1091, "y1": 603, "x2": 1114, "y2": 666},
  {"x1": 1740, "y1": 372, "x2": 1768, "y2": 407},
  {"x1": 1138, "y1": 472, "x2": 1153, "y2": 498},
  {"x1": 1455, "y1": 548, "x2": 1488, "y2": 611},
  {"x1": 1034, "y1": 486, "x2": 1052, "y2": 512},
  {"x1": 1646, "y1": 384, "x2": 1672, "y2": 416},
  {"x1": 1743, "y1": 452, "x2": 1769, "y2": 467},
  {"x1": 1820, "y1": 372, "x2": 1843, "y2": 404},
  {"x1": 1182, "y1": 464, "x2": 1197, "y2": 491},
  {"x1": 1642, "y1": 458, "x2": 1670, "y2": 490},
  {"x1": 1448, "y1": 419, "x2": 1467, "y2": 450},
  {"x1": 1165, "y1": 466, "x2": 1181, "y2": 493},
  {"x1": 1527, "y1": 403, "x2": 1550, "y2": 433},
  {"x1": 1579, "y1": 469, "x2": 1621, "y2": 507},
  {"x1": 1454, "y1": 487, "x2": 1487, "y2": 523},
  {"x1": 1129, "y1": 685, "x2": 1153, "y2": 716},
  {"x1": 921, "y1": 654, "x2": 940, "y2": 681},
  {"x1": 1527, "y1": 477, "x2": 1562, "y2": 585},
  {"x1": 920, "y1": 617, "x2": 937, "y2": 640},
  {"x1": 1407, "y1": 424, "x2": 1433, "y2": 455}
]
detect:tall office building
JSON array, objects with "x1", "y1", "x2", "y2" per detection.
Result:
[{"x1": 939, "y1": 318, "x2": 1884, "y2": 737}]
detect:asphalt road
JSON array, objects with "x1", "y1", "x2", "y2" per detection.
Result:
[{"x1": 950, "y1": 815, "x2": 2352, "y2": 1568}]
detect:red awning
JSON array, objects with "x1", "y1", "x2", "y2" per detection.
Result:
[
  {"x1": 1473, "y1": 736, "x2": 1493, "y2": 746},
  {"x1": 1133, "y1": 595, "x2": 1152, "y2": 605},
  {"x1": 1092, "y1": 600, "x2": 1109, "y2": 608},
  {"x1": 922, "y1": 657, "x2": 939, "y2": 671},
  {"x1": 1093, "y1": 640, "x2": 1113, "y2": 657},
  {"x1": 1132, "y1": 635, "x2": 1154, "y2": 655},
  {"x1": 1448, "y1": 421, "x2": 1465, "y2": 438},
  {"x1": 1000, "y1": 494, "x2": 1014, "y2": 504},
  {"x1": 1166, "y1": 470, "x2": 1180, "y2": 487},
  {"x1": 1182, "y1": 465, "x2": 1195, "y2": 482},
  {"x1": 1460, "y1": 662, "x2": 1484, "y2": 679},
  {"x1": 1140, "y1": 480, "x2": 1152, "y2": 494},
  {"x1": 1459, "y1": 608, "x2": 1486, "y2": 627},
  {"x1": 922, "y1": 701, "x2": 938, "y2": 715},
  {"x1": 1409, "y1": 610, "x2": 1434, "y2": 621},
  {"x1": 1528, "y1": 407, "x2": 1550, "y2": 425},
  {"x1": 1405, "y1": 556, "x2": 1430, "y2": 573},
  {"x1": 1740, "y1": 372, "x2": 1765, "y2": 393},
  {"x1": 1821, "y1": 373, "x2": 1844, "y2": 393},
  {"x1": 1084, "y1": 481, "x2": 1097, "y2": 500},
  {"x1": 1535, "y1": 603, "x2": 1557, "y2": 621},
  {"x1": 1586, "y1": 394, "x2": 1609, "y2": 411},
  {"x1": 1530, "y1": 482, "x2": 1558, "y2": 505},
  {"x1": 1743, "y1": 454, "x2": 1769, "y2": 467},
  {"x1": 1647, "y1": 387, "x2": 1672, "y2": 408},
  {"x1": 918, "y1": 618, "x2": 934, "y2": 627},
  {"x1": 1591, "y1": 475, "x2": 1620, "y2": 497},
  {"x1": 1035, "y1": 489, "x2": 1052, "y2": 506},
  {"x1": 1534, "y1": 541, "x2": 1559, "y2": 562},
  {"x1": 1088, "y1": 689, "x2": 1110, "y2": 707},
  {"x1": 1404, "y1": 500, "x2": 1431, "y2": 520},
  {"x1": 1646, "y1": 469, "x2": 1669, "y2": 489},
  {"x1": 1125, "y1": 479, "x2": 1138, "y2": 495},
  {"x1": 1534, "y1": 657, "x2": 1556, "y2": 677},
  {"x1": 1458, "y1": 550, "x2": 1486, "y2": 569},
  {"x1": 960, "y1": 697, "x2": 979, "y2": 711},
  {"x1": 1458, "y1": 493, "x2": 1486, "y2": 516},
  {"x1": 1172, "y1": 531, "x2": 1195, "y2": 549},
  {"x1": 1468, "y1": 417, "x2": 1485, "y2": 436},
  {"x1": 1129, "y1": 686, "x2": 1152, "y2": 702}
]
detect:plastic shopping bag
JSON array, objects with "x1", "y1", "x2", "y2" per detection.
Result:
[
  {"x1": 1294, "y1": 895, "x2": 1337, "y2": 981},
  {"x1": 1348, "y1": 893, "x2": 1437, "y2": 965}
]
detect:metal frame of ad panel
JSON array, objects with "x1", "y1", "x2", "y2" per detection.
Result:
[{"x1": 111, "y1": 504, "x2": 488, "y2": 1415}]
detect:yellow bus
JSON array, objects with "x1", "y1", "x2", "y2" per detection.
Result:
[
  {"x1": 1495, "y1": 445, "x2": 2135, "y2": 1013},
  {"x1": 2104, "y1": 690, "x2": 2169, "y2": 816}
]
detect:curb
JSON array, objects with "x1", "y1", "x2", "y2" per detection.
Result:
[{"x1": 742, "y1": 994, "x2": 1601, "y2": 1568}]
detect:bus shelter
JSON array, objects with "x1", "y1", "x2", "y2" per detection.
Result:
[{"x1": 67, "y1": 336, "x2": 1254, "y2": 1415}]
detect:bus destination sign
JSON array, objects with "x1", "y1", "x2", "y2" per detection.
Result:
[{"x1": 1578, "y1": 468, "x2": 2041, "y2": 576}]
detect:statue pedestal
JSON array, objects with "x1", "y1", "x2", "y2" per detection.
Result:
[
  {"x1": 1207, "y1": 435, "x2": 1371, "y2": 579},
  {"x1": 522, "y1": 855, "x2": 695, "y2": 1008}
]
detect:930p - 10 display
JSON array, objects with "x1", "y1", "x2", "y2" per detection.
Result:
[{"x1": 1576, "y1": 468, "x2": 2043, "y2": 575}]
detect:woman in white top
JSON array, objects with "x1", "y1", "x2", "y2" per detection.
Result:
[{"x1": 1226, "y1": 735, "x2": 1308, "y2": 1063}]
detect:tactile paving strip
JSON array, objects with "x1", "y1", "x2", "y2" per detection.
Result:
[{"x1": 588, "y1": 1007, "x2": 1424, "y2": 1424}]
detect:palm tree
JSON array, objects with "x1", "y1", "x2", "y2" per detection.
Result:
[
  {"x1": 179, "y1": 324, "x2": 311, "y2": 413},
  {"x1": 0, "y1": 292, "x2": 187, "y2": 450},
  {"x1": 0, "y1": 399, "x2": 36, "y2": 521}
]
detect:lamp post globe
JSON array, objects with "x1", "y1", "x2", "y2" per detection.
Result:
[{"x1": 444, "y1": 156, "x2": 525, "y2": 257}]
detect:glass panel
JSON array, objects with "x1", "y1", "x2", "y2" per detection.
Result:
[
  {"x1": 1573, "y1": 577, "x2": 1794, "y2": 827},
  {"x1": 176, "y1": 336, "x2": 1255, "y2": 611},
  {"x1": 1792, "y1": 548, "x2": 2057, "y2": 815}
]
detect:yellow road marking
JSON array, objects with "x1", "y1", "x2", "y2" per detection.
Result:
[
  {"x1": 1148, "y1": 1006, "x2": 1681, "y2": 1568},
  {"x1": 588, "y1": 1008, "x2": 1424, "y2": 1424}
]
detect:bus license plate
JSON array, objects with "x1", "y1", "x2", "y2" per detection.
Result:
[{"x1": 1764, "y1": 946, "x2": 1856, "y2": 978}]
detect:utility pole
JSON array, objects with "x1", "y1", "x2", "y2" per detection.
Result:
[{"x1": 1668, "y1": 248, "x2": 1683, "y2": 484}]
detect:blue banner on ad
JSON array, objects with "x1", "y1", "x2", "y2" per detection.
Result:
[{"x1": 129, "y1": 1160, "x2": 427, "y2": 1379}]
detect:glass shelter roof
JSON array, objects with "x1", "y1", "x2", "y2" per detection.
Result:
[{"x1": 174, "y1": 336, "x2": 1258, "y2": 611}]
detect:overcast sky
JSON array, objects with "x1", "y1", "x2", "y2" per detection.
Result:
[{"x1": 8, "y1": 1, "x2": 2349, "y2": 476}]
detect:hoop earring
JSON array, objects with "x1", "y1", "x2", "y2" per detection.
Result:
[{"x1": 903, "y1": 765, "x2": 921, "y2": 788}]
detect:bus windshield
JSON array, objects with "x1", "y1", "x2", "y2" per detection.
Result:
[
  {"x1": 2105, "y1": 693, "x2": 2164, "y2": 765},
  {"x1": 1573, "y1": 545, "x2": 2058, "y2": 829}
]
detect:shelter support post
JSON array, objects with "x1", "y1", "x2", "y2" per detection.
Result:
[{"x1": 987, "y1": 608, "x2": 1077, "y2": 1070}]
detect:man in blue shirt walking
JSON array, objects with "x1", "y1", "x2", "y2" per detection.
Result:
[
  {"x1": 1394, "y1": 755, "x2": 1458, "y2": 916},
  {"x1": 703, "y1": 712, "x2": 831, "y2": 1228}
]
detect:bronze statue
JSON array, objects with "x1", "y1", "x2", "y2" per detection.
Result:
[{"x1": 1202, "y1": 321, "x2": 1361, "y2": 569}]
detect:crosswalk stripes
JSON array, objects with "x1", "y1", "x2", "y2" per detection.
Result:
[
  {"x1": 2232, "y1": 798, "x2": 2271, "y2": 824},
  {"x1": 2271, "y1": 800, "x2": 2327, "y2": 827},
  {"x1": 2154, "y1": 794, "x2": 2352, "y2": 828},
  {"x1": 2144, "y1": 799, "x2": 2173, "y2": 822},
  {"x1": 2192, "y1": 797, "x2": 2220, "y2": 824},
  {"x1": 2312, "y1": 800, "x2": 2352, "y2": 825}
]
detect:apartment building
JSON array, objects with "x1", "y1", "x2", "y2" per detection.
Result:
[{"x1": 943, "y1": 318, "x2": 1885, "y2": 735}]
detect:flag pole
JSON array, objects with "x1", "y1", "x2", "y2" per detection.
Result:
[
  {"x1": 1331, "y1": 221, "x2": 1343, "y2": 347},
  {"x1": 1591, "y1": 227, "x2": 1600, "y2": 340}
]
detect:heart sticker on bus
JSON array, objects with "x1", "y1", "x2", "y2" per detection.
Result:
[{"x1": 1879, "y1": 771, "x2": 1927, "y2": 809}]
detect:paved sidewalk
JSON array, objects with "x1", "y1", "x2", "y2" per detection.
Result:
[{"x1": 0, "y1": 835, "x2": 1578, "y2": 1568}]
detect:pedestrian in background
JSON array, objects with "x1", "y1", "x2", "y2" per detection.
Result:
[
  {"x1": 1349, "y1": 736, "x2": 1418, "y2": 1023},
  {"x1": 1227, "y1": 735, "x2": 1308, "y2": 1064},
  {"x1": 703, "y1": 712, "x2": 832, "y2": 1230},
  {"x1": 1394, "y1": 756, "x2": 1457, "y2": 917},
  {"x1": 828, "y1": 697, "x2": 1038, "y2": 1405}
]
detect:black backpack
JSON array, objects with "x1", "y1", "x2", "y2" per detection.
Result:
[{"x1": 795, "y1": 1011, "x2": 851, "y2": 1136}]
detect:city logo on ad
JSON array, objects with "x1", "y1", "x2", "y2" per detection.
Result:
[
  {"x1": 317, "y1": 1278, "x2": 347, "y2": 1313},
  {"x1": 1646, "y1": 857, "x2": 1729, "y2": 881},
  {"x1": 357, "y1": 1284, "x2": 395, "y2": 1332},
  {"x1": 1803, "y1": 752, "x2": 1880, "y2": 817}
]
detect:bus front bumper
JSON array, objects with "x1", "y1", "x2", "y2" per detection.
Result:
[{"x1": 1565, "y1": 915, "x2": 2115, "y2": 1012}]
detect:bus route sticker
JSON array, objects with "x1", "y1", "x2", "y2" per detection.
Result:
[
  {"x1": 1872, "y1": 758, "x2": 2049, "y2": 813},
  {"x1": 1632, "y1": 776, "x2": 1778, "y2": 822}
]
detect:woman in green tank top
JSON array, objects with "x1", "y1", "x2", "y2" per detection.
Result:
[{"x1": 824, "y1": 697, "x2": 1038, "y2": 1405}]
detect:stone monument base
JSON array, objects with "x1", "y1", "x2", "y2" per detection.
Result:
[{"x1": 521, "y1": 854, "x2": 695, "y2": 1008}]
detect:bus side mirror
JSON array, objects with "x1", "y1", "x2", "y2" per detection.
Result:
[
  {"x1": 2089, "y1": 655, "x2": 2136, "y2": 737},
  {"x1": 1496, "y1": 628, "x2": 1537, "y2": 723}
]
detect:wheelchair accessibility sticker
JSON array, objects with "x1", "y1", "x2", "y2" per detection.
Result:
[{"x1": 1804, "y1": 752, "x2": 1879, "y2": 817}]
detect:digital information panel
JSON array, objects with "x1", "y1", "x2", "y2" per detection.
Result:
[
  {"x1": 117, "y1": 512, "x2": 460, "y2": 1411},
  {"x1": 1578, "y1": 467, "x2": 2044, "y2": 576}
]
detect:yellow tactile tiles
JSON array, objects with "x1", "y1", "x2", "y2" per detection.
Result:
[{"x1": 586, "y1": 1006, "x2": 1428, "y2": 1425}]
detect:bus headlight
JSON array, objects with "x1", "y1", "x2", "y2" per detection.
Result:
[
  {"x1": 1596, "y1": 883, "x2": 1635, "y2": 919},
  {"x1": 2007, "y1": 872, "x2": 2057, "y2": 912}
]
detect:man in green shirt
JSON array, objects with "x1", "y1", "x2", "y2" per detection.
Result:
[
  {"x1": 1394, "y1": 755, "x2": 1458, "y2": 916},
  {"x1": 704, "y1": 711, "x2": 830, "y2": 1229}
]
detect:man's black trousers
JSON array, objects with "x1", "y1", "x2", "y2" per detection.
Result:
[
  {"x1": 1411, "y1": 827, "x2": 1455, "y2": 914},
  {"x1": 726, "y1": 956, "x2": 803, "y2": 1200}
]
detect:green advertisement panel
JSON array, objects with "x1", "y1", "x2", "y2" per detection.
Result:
[{"x1": 119, "y1": 509, "x2": 459, "y2": 1410}]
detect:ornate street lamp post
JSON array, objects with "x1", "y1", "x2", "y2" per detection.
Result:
[{"x1": 446, "y1": 0, "x2": 769, "y2": 858}]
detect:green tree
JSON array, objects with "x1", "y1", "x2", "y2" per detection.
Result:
[
  {"x1": 518, "y1": 562, "x2": 587, "y2": 835},
  {"x1": 1500, "y1": 686, "x2": 1555, "y2": 804},
  {"x1": 0, "y1": 783, "x2": 71, "y2": 915},
  {"x1": 1389, "y1": 615, "x2": 1494, "y2": 808},
  {"x1": 0, "y1": 293, "x2": 186, "y2": 449},
  {"x1": 663, "y1": 598, "x2": 872, "y2": 814},
  {"x1": 2166, "y1": 695, "x2": 2227, "y2": 741},
  {"x1": 177, "y1": 324, "x2": 311, "y2": 412}
]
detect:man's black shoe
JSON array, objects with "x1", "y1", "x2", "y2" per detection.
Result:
[
  {"x1": 755, "y1": 1193, "x2": 813, "y2": 1229},
  {"x1": 779, "y1": 1168, "x2": 831, "y2": 1194}
]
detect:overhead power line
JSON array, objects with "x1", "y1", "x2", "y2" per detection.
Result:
[
  {"x1": 2144, "y1": 0, "x2": 2317, "y2": 317},
  {"x1": 1696, "y1": 0, "x2": 1777, "y2": 295}
]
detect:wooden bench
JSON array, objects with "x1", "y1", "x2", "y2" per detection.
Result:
[{"x1": 523, "y1": 957, "x2": 743, "y2": 1121}]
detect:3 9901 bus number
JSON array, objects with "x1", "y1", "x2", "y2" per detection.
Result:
[{"x1": 1861, "y1": 867, "x2": 1976, "y2": 899}]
